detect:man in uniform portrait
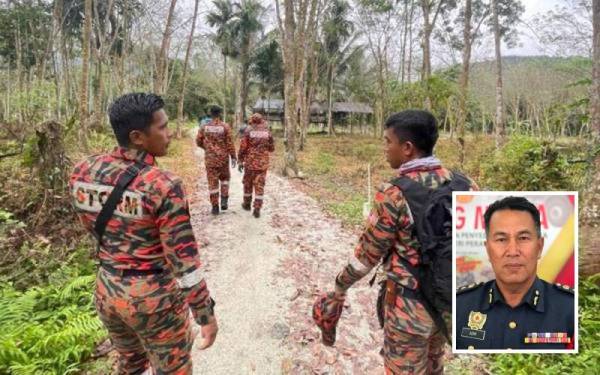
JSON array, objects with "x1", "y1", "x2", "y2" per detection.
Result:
[{"x1": 456, "y1": 196, "x2": 575, "y2": 350}]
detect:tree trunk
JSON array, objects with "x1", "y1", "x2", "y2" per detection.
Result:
[
  {"x1": 223, "y1": 54, "x2": 228, "y2": 123},
  {"x1": 154, "y1": 0, "x2": 178, "y2": 95},
  {"x1": 238, "y1": 52, "x2": 251, "y2": 130},
  {"x1": 591, "y1": 0, "x2": 600, "y2": 139},
  {"x1": 326, "y1": 62, "x2": 335, "y2": 136},
  {"x1": 177, "y1": 0, "x2": 200, "y2": 138},
  {"x1": 407, "y1": 4, "x2": 414, "y2": 84},
  {"x1": 492, "y1": 0, "x2": 506, "y2": 148},
  {"x1": 277, "y1": 0, "x2": 318, "y2": 176},
  {"x1": 400, "y1": 0, "x2": 410, "y2": 85},
  {"x1": 282, "y1": 0, "x2": 299, "y2": 177},
  {"x1": 78, "y1": 0, "x2": 92, "y2": 149},
  {"x1": 457, "y1": 0, "x2": 472, "y2": 167},
  {"x1": 92, "y1": 58, "x2": 104, "y2": 129},
  {"x1": 420, "y1": 0, "x2": 432, "y2": 82}
]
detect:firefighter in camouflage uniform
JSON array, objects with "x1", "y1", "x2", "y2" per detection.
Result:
[
  {"x1": 237, "y1": 113, "x2": 274, "y2": 218},
  {"x1": 196, "y1": 105, "x2": 237, "y2": 215},
  {"x1": 313, "y1": 110, "x2": 478, "y2": 374},
  {"x1": 70, "y1": 93, "x2": 218, "y2": 374}
]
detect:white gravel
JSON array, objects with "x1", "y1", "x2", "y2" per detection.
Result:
[{"x1": 188, "y1": 140, "x2": 384, "y2": 374}]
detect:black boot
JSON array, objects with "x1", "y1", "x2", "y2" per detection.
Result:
[
  {"x1": 242, "y1": 201, "x2": 251, "y2": 211},
  {"x1": 221, "y1": 196, "x2": 228, "y2": 210},
  {"x1": 211, "y1": 205, "x2": 220, "y2": 215},
  {"x1": 252, "y1": 208, "x2": 260, "y2": 218}
]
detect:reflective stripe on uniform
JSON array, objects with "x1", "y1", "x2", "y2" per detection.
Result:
[
  {"x1": 244, "y1": 193, "x2": 252, "y2": 197},
  {"x1": 349, "y1": 255, "x2": 371, "y2": 274},
  {"x1": 254, "y1": 195, "x2": 264, "y2": 200},
  {"x1": 209, "y1": 189, "x2": 219, "y2": 194},
  {"x1": 221, "y1": 181, "x2": 229, "y2": 185},
  {"x1": 177, "y1": 268, "x2": 204, "y2": 289}
]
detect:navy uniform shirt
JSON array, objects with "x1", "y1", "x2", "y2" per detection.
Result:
[{"x1": 456, "y1": 277, "x2": 574, "y2": 350}]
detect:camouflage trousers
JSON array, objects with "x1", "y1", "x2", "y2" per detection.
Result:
[
  {"x1": 383, "y1": 294, "x2": 446, "y2": 374},
  {"x1": 94, "y1": 269, "x2": 194, "y2": 375},
  {"x1": 242, "y1": 169, "x2": 267, "y2": 209},
  {"x1": 206, "y1": 164, "x2": 230, "y2": 206}
]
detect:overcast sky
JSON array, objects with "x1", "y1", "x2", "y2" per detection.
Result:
[
  {"x1": 183, "y1": 0, "x2": 581, "y2": 59},
  {"x1": 506, "y1": 0, "x2": 565, "y2": 56}
]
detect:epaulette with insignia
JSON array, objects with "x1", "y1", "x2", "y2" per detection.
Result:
[
  {"x1": 457, "y1": 282, "x2": 484, "y2": 294},
  {"x1": 553, "y1": 283, "x2": 574, "y2": 294}
]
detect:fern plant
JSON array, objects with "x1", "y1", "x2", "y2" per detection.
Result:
[{"x1": 0, "y1": 275, "x2": 107, "y2": 374}]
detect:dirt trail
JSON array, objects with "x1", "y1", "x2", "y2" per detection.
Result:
[{"x1": 188, "y1": 137, "x2": 383, "y2": 374}]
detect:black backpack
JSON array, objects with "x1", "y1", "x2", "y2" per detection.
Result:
[{"x1": 390, "y1": 171, "x2": 471, "y2": 342}]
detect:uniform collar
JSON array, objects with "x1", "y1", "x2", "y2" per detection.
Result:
[
  {"x1": 111, "y1": 147, "x2": 156, "y2": 166},
  {"x1": 398, "y1": 155, "x2": 442, "y2": 175},
  {"x1": 484, "y1": 277, "x2": 545, "y2": 313}
]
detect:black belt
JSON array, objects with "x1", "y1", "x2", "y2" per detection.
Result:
[
  {"x1": 384, "y1": 279, "x2": 422, "y2": 305},
  {"x1": 100, "y1": 263, "x2": 165, "y2": 277}
]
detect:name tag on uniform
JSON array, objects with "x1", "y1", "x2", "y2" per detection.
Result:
[
  {"x1": 461, "y1": 327, "x2": 486, "y2": 340},
  {"x1": 204, "y1": 125, "x2": 224, "y2": 134},
  {"x1": 72, "y1": 181, "x2": 144, "y2": 218},
  {"x1": 250, "y1": 130, "x2": 269, "y2": 138}
]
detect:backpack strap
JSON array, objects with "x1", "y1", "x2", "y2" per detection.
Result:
[
  {"x1": 448, "y1": 170, "x2": 472, "y2": 191},
  {"x1": 93, "y1": 162, "x2": 145, "y2": 249}
]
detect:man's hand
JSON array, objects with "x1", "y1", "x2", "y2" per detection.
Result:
[
  {"x1": 197, "y1": 316, "x2": 218, "y2": 350},
  {"x1": 238, "y1": 163, "x2": 244, "y2": 173},
  {"x1": 313, "y1": 292, "x2": 345, "y2": 346},
  {"x1": 231, "y1": 158, "x2": 237, "y2": 168}
]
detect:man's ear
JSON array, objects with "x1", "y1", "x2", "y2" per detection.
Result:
[
  {"x1": 129, "y1": 130, "x2": 146, "y2": 147},
  {"x1": 537, "y1": 236, "x2": 544, "y2": 259},
  {"x1": 404, "y1": 140, "x2": 416, "y2": 157}
]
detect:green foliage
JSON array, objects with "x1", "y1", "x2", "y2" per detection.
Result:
[
  {"x1": 0, "y1": 2, "x2": 52, "y2": 69},
  {"x1": 0, "y1": 275, "x2": 107, "y2": 374},
  {"x1": 86, "y1": 130, "x2": 117, "y2": 154},
  {"x1": 251, "y1": 36, "x2": 284, "y2": 96},
  {"x1": 327, "y1": 195, "x2": 365, "y2": 226},
  {"x1": 313, "y1": 152, "x2": 335, "y2": 174},
  {"x1": 388, "y1": 72, "x2": 458, "y2": 123},
  {"x1": 489, "y1": 275, "x2": 600, "y2": 375},
  {"x1": 480, "y1": 136, "x2": 579, "y2": 191}
]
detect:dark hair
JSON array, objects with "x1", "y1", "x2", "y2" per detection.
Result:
[
  {"x1": 108, "y1": 93, "x2": 165, "y2": 147},
  {"x1": 209, "y1": 105, "x2": 222, "y2": 117},
  {"x1": 484, "y1": 196, "x2": 541, "y2": 237},
  {"x1": 384, "y1": 110, "x2": 439, "y2": 156}
]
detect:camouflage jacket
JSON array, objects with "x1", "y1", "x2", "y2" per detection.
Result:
[
  {"x1": 196, "y1": 119, "x2": 236, "y2": 168},
  {"x1": 69, "y1": 147, "x2": 213, "y2": 323},
  {"x1": 237, "y1": 123, "x2": 274, "y2": 171},
  {"x1": 335, "y1": 157, "x2": 479, "y2": 293}
]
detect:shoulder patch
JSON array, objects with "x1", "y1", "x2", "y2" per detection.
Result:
[
  {"x1": 457, "y1": 282, "x2": 484, "y2": 295},
  {"x1": 554, "y1": 283, "x2": 574, "y2": 294}
]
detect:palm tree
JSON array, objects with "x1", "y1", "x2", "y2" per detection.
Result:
[
  {"x1": 207, "y1": 0, "x2": 238, "y2": 123},
  {"x1": 322, "y1": 0, "x2": 355, "y2": 135},
  {"x1": 250, "y1": 35, "x2": 283, "y2": 110},
  {"x1": 230, "y1": 0, "x2": 264, "y2": 128}
]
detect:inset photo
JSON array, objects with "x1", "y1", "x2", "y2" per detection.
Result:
[{"x1": 452, "y1": 192, "x2": 578, "y2": 354}]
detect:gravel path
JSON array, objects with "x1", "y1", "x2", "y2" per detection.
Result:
[{"x1": 188, "y1": 139, "x2": 383, "y2": 374}]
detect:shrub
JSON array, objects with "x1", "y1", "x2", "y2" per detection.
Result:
[{"x1": 480, "y1": 136, "x2": 576, "y2": 191}]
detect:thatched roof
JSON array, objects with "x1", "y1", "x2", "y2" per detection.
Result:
[
  {"x1": 253, "y1": 98, "x2": 284, "y2": 113},
  {"x1": 332, "y1": 102, "x2": 373, "y2": 114},
  {"x1": 253, "y1": 99, "x2": 373, "y2": 115}
]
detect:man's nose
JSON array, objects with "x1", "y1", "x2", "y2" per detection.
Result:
[{"x1": 505, "y1": 238, "x2": 520, "y2": 256}]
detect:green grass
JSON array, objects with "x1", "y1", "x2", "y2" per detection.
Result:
[{"x1": 326, "y1": 194, "x2": 366, "y2": 226}]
